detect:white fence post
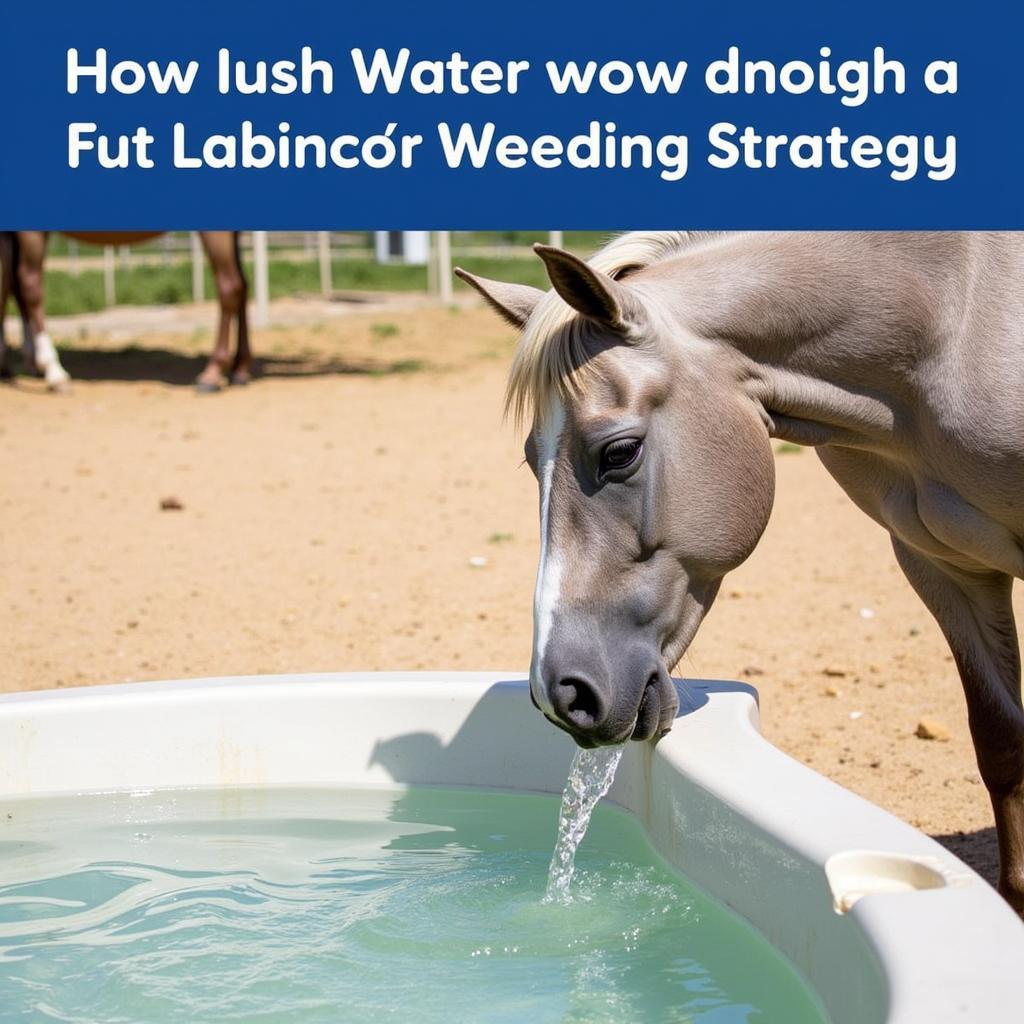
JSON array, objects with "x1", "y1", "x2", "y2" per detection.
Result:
[
  {"x1": 436, "y1": 231, "x2": 452, "y2": 304},
  {"x1": 190, "y1": 232, "x2": 204, "y2": 303},
  {"x1": 317, "y1": 231, "x2": 332, "y2": 297},
  {"x1": 103, "y1": 246, "x2": 116, "y2": 306},
  {"x1": 253, "y1": 231, "x2": 269, "y2": 327},
  {"x1": 549, "y1": 230, "x2": 564, "y2": 249}
]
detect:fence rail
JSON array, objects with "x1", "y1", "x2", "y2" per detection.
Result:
[{"x1": 39, "y1": 231, "x2": 594, "y2": 320}]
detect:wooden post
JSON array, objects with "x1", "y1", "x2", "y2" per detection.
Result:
[
  {"x1": 436, "y1": 231, "x2": 452, "y2": 304},
  {"x1": 549, "y1": 230, "x2": 564, "y2": 249},
  {"x1": 190, "y1": 231, "x2": 204, "y2": 303},
  {"x1": 253, "y1": 231, "x2": 269, "y2": 327},
  {"x1": 103, "y1": 246, "x2": 116, "y2": 306},
  {"x1": 317, "y1": 231, "x2": 332, "y2": 297}
]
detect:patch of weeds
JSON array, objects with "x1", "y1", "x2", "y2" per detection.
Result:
[
  {"x1": 371, "y1": 322, "x2": 399, "y2": 339},
  {"x1": 369, "y1": 358, "x2": 426, "y2": 376},
  {"x1": 776, "y1": 442, "x2": 803, "y2": 455},
  {"x1": 488, "y1": 532, "x2": 515, "y2": 544}
]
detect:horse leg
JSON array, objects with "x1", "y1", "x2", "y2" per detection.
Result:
[
  {"x1": 229, "y1": 232, "x2": 251, "y2": 384},
  {"x1": 195, "y1": 231, "x2": 248, "y2": 392},
  {"x1": 892, "y1": 538, "x2": 1024, "y2": 912},
  {"x1": 16, "y1": 230, "x2": 70, "y2": 392},
  {"x1": 0, "y1": 232, "x2": 13, "y2": 379}
]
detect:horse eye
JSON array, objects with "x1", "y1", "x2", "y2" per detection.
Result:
[{"x1": 599, "y1": 438, "x2": 643, "y2": 476}]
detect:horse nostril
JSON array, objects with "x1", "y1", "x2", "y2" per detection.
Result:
[{"x1": 552, "y1": 676, "x2": 606, "y2": 731}]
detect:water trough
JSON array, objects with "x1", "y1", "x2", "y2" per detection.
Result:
[{"x1": 0, "y1": 671, "x2": 1021, "y2": 1023}]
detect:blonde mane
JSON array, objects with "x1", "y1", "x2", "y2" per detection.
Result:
[{"x1": 504, "y1": 231, "x2": 713, "y2": 427}]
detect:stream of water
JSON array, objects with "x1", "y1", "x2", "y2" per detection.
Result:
[{"x1": 544, "y1": 744, "x2": 626, "y2": 903}]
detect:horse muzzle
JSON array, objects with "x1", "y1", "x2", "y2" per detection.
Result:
[{"x1": 534, "y1": 630, "x2": 678, "y2": 747}]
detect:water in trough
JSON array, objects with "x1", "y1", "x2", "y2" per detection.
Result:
[{"x1": 0, "y1": 785, "x2": 826, "y2": 1022}]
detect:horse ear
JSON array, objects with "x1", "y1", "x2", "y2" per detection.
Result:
[
  {"x1": 454, "y1": 267, "x2": 543, "y2": 328},
  {"x1": 533, "y1": 244, "x2": 634, "y2": 331}
]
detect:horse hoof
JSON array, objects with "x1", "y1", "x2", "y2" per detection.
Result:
[
  {"x1": 45, "y1": 368, "x2": 72, "y2": 394},
  {"x1": 230, "y1": 371, "x2": 252, "y2": 387},
  {"x1": 195, "y1": 378, "x2": 224, "y2": 394}
]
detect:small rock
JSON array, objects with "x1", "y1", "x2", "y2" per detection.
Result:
[
  {"x1": 916, "y1": 718, "x2": 951, "y2": 742},
  {"x1": 849, "y1": 710, "x2": 864, "y2": 720},
  {"x1": 159, "y1": 496, "x2": 184, "y2": 511},
  {"x1": 741, "y1": 665, "x2": 765, "y2": 677},
  {"x1": 823, "y1": 685, "x2": 841, "y2": 697},
  {"x1": 727, "y1": 587, "x2": 746, "y2": 599},
  {"x1": 859, "y1": 607, "x2": 875, "y2": 619},
  {"x1": 822, "y1": 666, "x2": 847, "y2": 678},
  {"x1": 468, "y1": 555, "x2": 489, "y2": 568}
]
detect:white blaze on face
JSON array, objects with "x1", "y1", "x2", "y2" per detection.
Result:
[{"x1": 531, "y1": 396, "x2": 566, "y2": 715}]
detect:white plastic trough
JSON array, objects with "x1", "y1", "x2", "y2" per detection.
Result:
[{"x1": 1, "y1": 672, "x2": 1022, "y2": 1023}]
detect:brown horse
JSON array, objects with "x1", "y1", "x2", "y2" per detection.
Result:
[{"x1": 0, "y1": 231, "x2": 251, "y2": 392}]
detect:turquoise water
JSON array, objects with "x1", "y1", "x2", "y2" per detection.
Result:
[{"x1": 0, "y1": 786, "x2": 827, "y2": 1023}]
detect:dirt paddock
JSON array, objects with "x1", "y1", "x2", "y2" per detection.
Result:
[{"x1": 2, "y1": 297, "x2": 1020, "y2": 888}]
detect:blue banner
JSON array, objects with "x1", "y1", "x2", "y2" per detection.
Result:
[{"x1": 1, "y1": 0, "x2": 1020, "y2": 228}]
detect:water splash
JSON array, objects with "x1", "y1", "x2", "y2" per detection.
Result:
[{"x1": 544, "y1": 744, "x2": 625, "y2": 904}]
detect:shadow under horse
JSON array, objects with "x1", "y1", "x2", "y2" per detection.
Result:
[{"x1": 0, "y1": 231, "x2": 251, "y2": 392}]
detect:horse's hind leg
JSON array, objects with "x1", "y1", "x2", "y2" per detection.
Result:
[
  {"x1": 195, "y1": 231, "x2": 248, "y2": 392},
  {"x1": 16, "y1": 231, "x2": 70, "y2": 392},
  {"x1": 892, "y1": 539, "x2": 1024, "y2": 912}
]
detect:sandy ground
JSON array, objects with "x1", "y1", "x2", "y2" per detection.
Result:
[{"x1": 2, "y1": 297, "x2": 1020, "y2": 888}]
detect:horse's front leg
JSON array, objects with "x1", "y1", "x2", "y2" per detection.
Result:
[
  {"x1": 16, "y1": 231, "x2": 70, "y2": 392},
  {"x1": 892, "y1": 538, "x2": 1024, "y2": 913}
]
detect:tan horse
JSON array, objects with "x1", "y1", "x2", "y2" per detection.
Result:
[
  {"x1": 0, "y1": 231, "x2": 251, "y2": 392},
  {"x1": 459, "y1": 231, "x2": 1024, "y2": 914}
]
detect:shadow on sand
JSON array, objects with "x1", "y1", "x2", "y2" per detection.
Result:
[
  {"x1": 931, "y1": 827, "x2": 999, "y2": 888},
  {"x1": 3, "y1": 345, "x2": 430, "y2": 387}
]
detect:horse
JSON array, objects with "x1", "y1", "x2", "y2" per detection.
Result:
[
  {"x1": 455, "y1": 231, "x2": 1024, "y2": 914},
  {"x1": 0, "y1": 231, "x2": 251, "y2": 392}
]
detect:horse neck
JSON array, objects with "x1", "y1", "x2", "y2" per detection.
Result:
[{"x1": 649, "y1": 232, "x2": 988, "y2": 448}]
